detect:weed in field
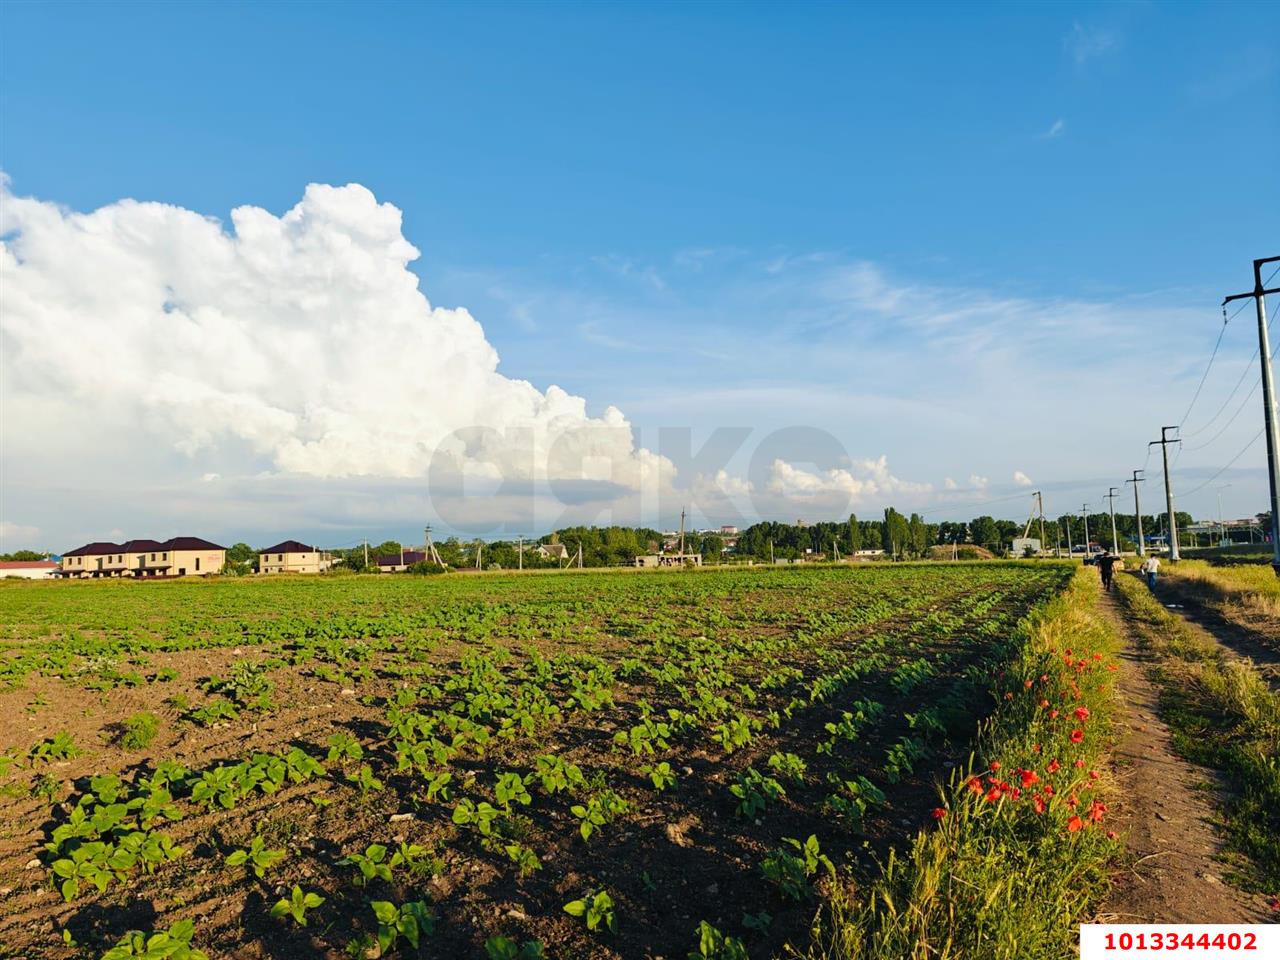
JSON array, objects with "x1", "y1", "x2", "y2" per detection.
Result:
[{"x1": 117, "y1": 711, "x2": 160, "y2": 751}]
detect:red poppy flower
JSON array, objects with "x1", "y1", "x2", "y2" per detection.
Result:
[
  {"x1": 932, "y1": 807, "x2": 947, "y2": 820},
  {"x1": 1088, "y1": 800, "x2": 1107, "y2": 823},
  {"x1": 1033, "y1": 743, "x2": 1042, "y2": 754},
  {"x1": 1074, "y1": 706, "x2": 1091, "y2": 722},
  {"x1": 1107, "y1": 663, "x2": 1118, "y2": 672},
  {"x1": 1047, "y1": 759, "x2": 1061, "y2": 774},
  {"x1": 1019, "y1": 769, "x2": 1039, "y2": 788},
  {"x1": 1074, "y1": 759, "x2": 1086, "y2": 768},
  {"x1": 1067, "y1": 793, "x2": 1079, "y2": 809},
  {"x1": 985, "y1": 787, "x2": 1002, "y2": 803},
  {"x1": 1039, "y1": 699, "x2": 1050, "y2": 708},
  {"x1": 1043, "y1": 783, "x2": 1055, "y2": 796},
  {"x1": 1040, "y1": 674, "x2": 1049, "y2": 683},
  {"x1": 1050, "y1": 710, "x2": 1060, "y2": 719},
  {"x1": 1088, "y1": 770, "x2": 1099, "y2": 781},
  {"x1": 1033, "y1": 795, "x2": 1046, "y2": 814},
  {"x1": 1067, "y1": 815, "x2": 1084, "y2": 832},
  {"x1": 1024, "y1": 680, "x2": 1034, "y2": 689},
  {"x1": 967, "y1": 777, "x2": 984, "y2": 795},
  {"x1": 1106, "y1": 830, "x2": 1117, "y2": 840},
  {"x1": 989, "y1": 761, "x2": 1001, "y2": 772},
  {"x1": 1070, "y1": 729, "x2": 1085, "y2": 744},
  {"x1": 1093, "y1": 652, "x2": 1103, "y2": 661}
]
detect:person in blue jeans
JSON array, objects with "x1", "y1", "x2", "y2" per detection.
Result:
[{"x1": 1140, "y1": 555, "x2": 1160, "y2": 589}]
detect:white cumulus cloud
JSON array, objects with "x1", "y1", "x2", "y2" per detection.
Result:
[
  {"x1": 0, "y1": 180, "x2": 669, "y2": 492},
  {"x1": 1013, "y1": 470, "x2": 1033, "y2": 486}
]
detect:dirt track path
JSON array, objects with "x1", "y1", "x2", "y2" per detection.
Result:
[{"x1": 1095, "y1": 586, "x2": 1269, "y2": 923}]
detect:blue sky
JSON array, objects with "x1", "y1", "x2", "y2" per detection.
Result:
[{"x1": 2, "y1": 1, "x2": 1278, "y2": 549}]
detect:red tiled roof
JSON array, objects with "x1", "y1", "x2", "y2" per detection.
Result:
[{"x1": 0, "y1": 560, "x2": 57, "y2": 569}]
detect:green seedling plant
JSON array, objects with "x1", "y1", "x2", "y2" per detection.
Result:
[
  {"x1": 326, "y1": 732, "x2": 363, "y2": 763},
  {"x1": 563, "y1": 889, "x2": 617, "y2": 934},
  {"x1": 642, "y1": 761, "x2": 677, "y2": 791},
  {"x1": 760, "y1": 835, "x2": 834, "y2": 901},
  {"x1": 452, "y1": 798, "x2": 501, "y2": 837},
  {"x1": 570, "y1": 790, "x2": 629, "y2": 842},
  {"x1": 688, "y1": 920, "x2": 749, "y2": 960},
  {"x1": 339, "y1": 843, "x2": 393, "y2": 886},
  {"x1": 225, "y1": 835, "x2": 284, "y2": 878},
  {"x1": 270, "y1": 885, "x2": 324, "y2": 927},
  {"x1": 485, "y1": 936, "x2": 546, "y2": 960},
  {"x1": 494, "y1": 771, "x2": 532, "y2": 809},
  {"x1": 30, "y1": 730, "x2": 79, "y2": 763},
  {"x1": 730, "y1": 767, "x2": 785, "y2": 818},
  {"x1": 99, "y1": 919, "x2": 208, "y2": 960},
  {"x1": 347, "y1": 763, "x2": 383, "y2": 797},
  {"x1": 766, "y1": 751, "x2": 807, "y2": 783},
  {"x1": 372, "y1": 900, "x2": 434, "y2": 953},
  {"x1": 532, "y1": 754, "x2": 584, "y2": 795},
  {"x1": 502, "y1": 841, "x2": 542, "y2": 878}
]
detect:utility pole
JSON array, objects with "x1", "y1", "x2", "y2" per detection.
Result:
[
  {"x1": 517, "y1": 534, "x2": 524, "y2": 571},
  {"x1": 1034, "y1": 491, "x2": 1046, "y2": 558},
  {"x1": 769, "y1": 539, "x2": 774, "y2": 564},
  {"x1": 1061, "y1": 514, "x2": 1071, "y2": 557},
  {"x1": 423, "y1": 525, "x2": 442, "y2": 566},
  {"x1": 1081, "y1": 504, "x2": 1091, "y2": 556},
  {"x1": 1223, "y1": 256, "x2": 1280, "y2": 573},
  {"x1": 363, "y1": 539, "x2": 369, "y2": 569},
  {"x1": 1216, "y1": 485, "x2": 1231, "y2": 547},
  {"x1": 1105, "y1": 487, "x2": 1120, "y2": 554},
  {"x1": 678, "y1": 508, "x2": 686, "y2": 558},
  {"x1": 1126, "y1": 470, "x2": 1146, "y2": 557},
  {"x1": 1149, "y1": 427, "x2": 1181, "y2": 561}
]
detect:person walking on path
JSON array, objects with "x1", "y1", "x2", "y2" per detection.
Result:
[
  {"x1": 1141, "y1": 554, "x2": 1160, "y2": 590},
  {"x1": 1097, "y1": 551, "x2": 1119, "y2": 592}
]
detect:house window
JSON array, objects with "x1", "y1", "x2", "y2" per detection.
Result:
[
  {"x1": 195, "y1": 557, "x2": 201, "y2": 571},
  {"x1": 162, "y1": 553, "x2": 168, "y2": 560},
  {"x1": 150, "y1": 553, "x2": 155, "y2": 561},
  {"x1": 277, "y1": 554, "x2": 283, "y2": 561}
]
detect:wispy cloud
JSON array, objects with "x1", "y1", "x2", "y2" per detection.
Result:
[
  {"x1": 1065, "y1": 22, "x2": 1119, "y2": 65},
  {"x1": 1040, "y1": 118, "x2": 1066, "y2": 140}
]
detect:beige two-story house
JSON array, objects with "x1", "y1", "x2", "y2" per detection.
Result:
[{"x1": 258, "y1": 540, "x2": 334, "y2": 575}]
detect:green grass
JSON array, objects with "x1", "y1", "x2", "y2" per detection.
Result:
[
  {"x1": 802, "y1": 568, "x2": 1122, "y2": 960},
  {"x1": 1114, "y1": 573, "x2": 1280, "y2": 891}
]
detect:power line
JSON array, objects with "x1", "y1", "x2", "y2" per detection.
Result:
[
  {"x1": 1177, "y1": 305, "x2": 1234, "y2": 427},
  {"x1": 1181, "y1": 290, "x2": 1279, "y2": 439},
  {"x1": 1178, "y1": 428, "x2": 1264, "y2": 499}
]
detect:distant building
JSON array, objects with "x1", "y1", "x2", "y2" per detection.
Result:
[
  {"x1": 259, "y1": 540, "x2": 334, "y2": 575},
  {"x1": 1011, "y1": 537, "x2": 1043, "y2": 557},
  {"x1": 59, "y1": 537, "x2": 226, "y2": 578},
  {"x1": 635, "y1": 553, "x2": 703, "y2": 568},
  {"x1": 531, "y1": 543, "x2": 570, "y2": 562},
  {"x1": 719, "y1": 525, "x2": 739, "y2": 536},
  {"x1": 376, "y1": 550, "x2": 427, "y2": 573},
  {"x1": 0, "y1": 559, "x2": 58, "y2": 580}
]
